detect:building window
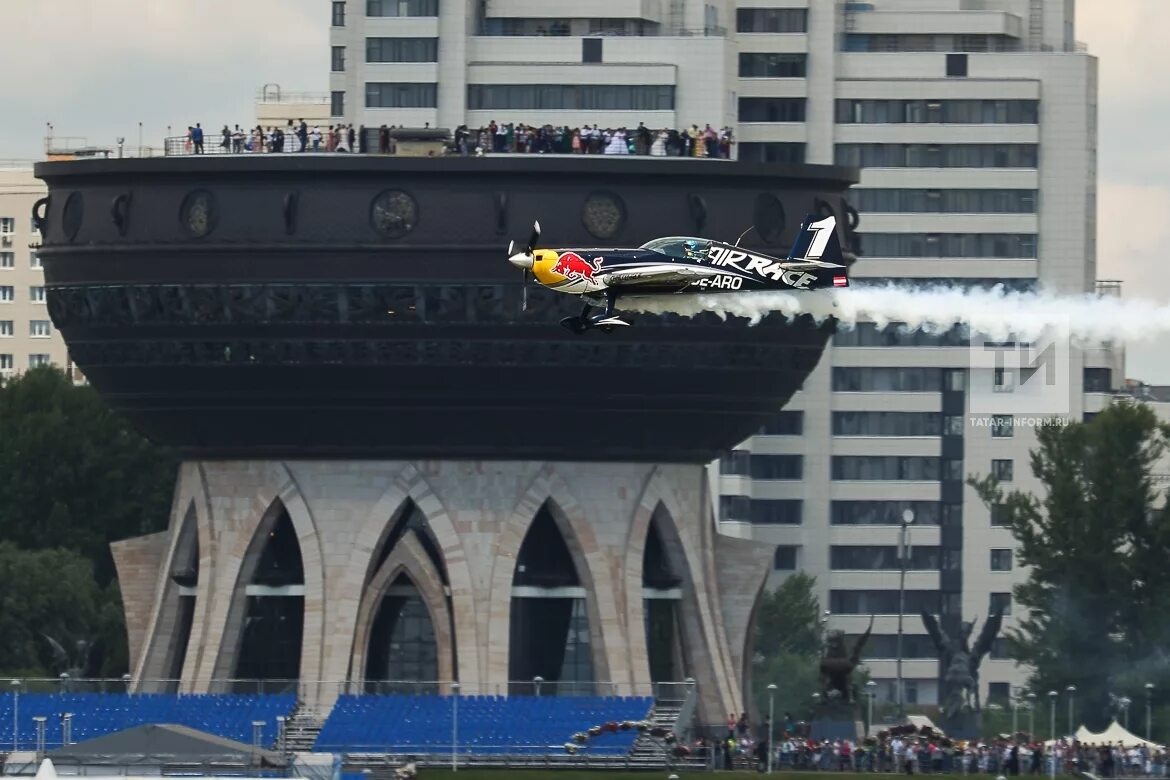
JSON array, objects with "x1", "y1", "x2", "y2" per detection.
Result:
[
  {"x1": 990, "y1": 549, "x2": 1013, "y2": 571},
  {"x1": 738, "y1": 143, "x2": 805, "y2": 164},
  {"x1": 758, "y1": 410, "x2": 803, "y2": 435},
  {"x1": 1084, "y1": 367, "x2": 1112, "y2": 392},
  {"x1": 991, "y1": 503, "x2": 1010, "y2": 527},
  {"x1": 367, "y1": 0, "x2": 438, "y2": 16},
  {"x1": 331, "y1": 91, "x2": 345, "y2": 117},
  {"x1": 0, "y1": 321, "x2": 12, "y2": 337},
  {"x1": 773, "y1": 545, "x2": 798, "y2": 571},
  {"x1": 750, "y1": 454, "x2": 803, "y2": 480},
  {"x1": 946, "y1": 53, "x2": 969, "y2": 77},
  {"x1": 0, "y1": 254, "x2": 12, "y2": 269},
  {"x1": 582, "y1": 38, "x2": 602, "y2": 63},
  {"x1": 28, "y1": 354, "x2": 50, "y2": 368},
  {"x1": 831, "y1": 501, "x2": 941, "y2": 526},
  {"x1": 990, "y1": 414, "x2": 1014, "y2": 437},
  {"x1": 739, "y1": 53, "x2": 807, "y2": 78},
  {"x1": 830, "y1": 590, "x2": 941, "y2": 614},
  {"x1": 942, "y1": 458, "x2": 964, "y2": 481},
  {"x1": 467, "y1": 84, "x2": 675, "y2": 111},
  {"x1": 987, "y1": 682, "x2": 1011, "y2": 705},
  {"x1": 830, "y1": 545, "x2": 940, "y2": 571},
  {"x1": 990, "y1": 637, "x2": 1010, "y2": 659},
  {"x1": 366, "y1": 37, "x2": 439, "y2": 63},
  {"x1": 719, "y1": 450, "x2": 750, "y2": 476},
  {"x1": 858, "y1": 233, "x2": 1037, "y2": 259},
  {"x1": 836, "y1": 99, "x2": 1038, "y2": 125},
  {"x1": 836, "y1": 143, "x2": 1038, "y2": 169},
  {"x1": 331, "y1": 46, "x2": 346, "y2": 72},
  {"x1": 29, "y1": 286, "x2": 45, "y2": 303},
  {"x1": 832, "y1": 367, "x2": 943, "y2": 392},
  {"x1": 0, "y1": 287, "x2": 13, "y2": 303},
  {"x1": 990, "y1": 592, "x2": 1012, "y2": 616},
  {"x1": 944, "y1": 415, "x2": 964, "y2": 436},
  {"x1": 750, "y1": 499, "x2": 802, "y2": 525},
  {"x1": 992, "y1": 459, "x2": 1014, "y2": 481},
  {"x1": 367, "y1": 83, "x2": 438, "y2": 108},
  {"x1": 833, "y1": 321, "x2": 969, "y2": 347},
  {"x1": 0, "y1": 355, "x2": 11, "y2": 370},
  {"x1": 852, "y1": 189, "x2": 1039, "y2": 214},
  {"x1": 331, "y1": 0, "x2": 346, "y2": 26},
  {"x1": 736, "y1": 8, "x2": 807, "y2": 33},
  {"x1": 0, "y1": 218, "x2": 12, "y2": 234},
  {"x1": 29, "y1": 320, "x2": 51, "y2": 338},
  {"x1": 850, "y1": 635, "x2": 938, "y2": 660},
  {"x1": 738, "y1": 98, "x2": 806, "y2": 122},
  {"x1": 832, "y1": 456, "x2": 941, "y2": 481},
  {"x1": 832, "y1": 411, "x2": 943, "y2": 436},
  {"x1": 29, "y1": 251, "x2": 41, "y2": 269}
]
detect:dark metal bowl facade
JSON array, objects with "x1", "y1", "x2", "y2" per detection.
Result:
[{"x1": 33, "y1": 155, "x2": 857, "y2": 462}]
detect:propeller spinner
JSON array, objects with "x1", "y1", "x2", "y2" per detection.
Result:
[{"x1": 507, "y1": 221, "x2": 541, "y2": 311}]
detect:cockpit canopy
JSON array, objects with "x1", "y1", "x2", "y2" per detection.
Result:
[{"x1": 639, "y1": 236, "x2": 712, "y2": 259}]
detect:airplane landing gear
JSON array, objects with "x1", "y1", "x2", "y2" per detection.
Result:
[{"x1": 560, "y1": 294, "x2": 630, "y2": 335}]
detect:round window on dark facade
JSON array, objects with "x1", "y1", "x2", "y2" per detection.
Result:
[
  {"x1": 370, "y1": 190, "x2": 419, "y2": 238},
  {"x1": 179, "y1": 190, "x2": 217, "y2": 238},
  {"x1": 582, "y1": 191, "x2": 626, "y2": 240},
  {"x1": 753, "y1": 193, "x2": 785, "y2": 244},
  {"x1": 62, "y1": 192, "x2": 84, "y2": 242}
]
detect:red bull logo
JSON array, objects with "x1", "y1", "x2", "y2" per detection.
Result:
[{"x1": 551, "y1": 252, "x2": 602, "y2": 281}]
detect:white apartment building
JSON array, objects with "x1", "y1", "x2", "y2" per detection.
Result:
[
  {"x1": 328, "y1": 0, "x2": 1118, "y2": 708},
  {"x1": 0, "y1": 168, "x2": 73, "y2": 379}
]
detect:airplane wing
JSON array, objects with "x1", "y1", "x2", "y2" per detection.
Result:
[{"x1": 601, "y1": 264, "x2": 724, "y2": 287}]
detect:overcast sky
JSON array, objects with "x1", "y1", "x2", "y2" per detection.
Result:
[{"x1": 2, "y1": 1, "x2": 1166, "y2": 380}]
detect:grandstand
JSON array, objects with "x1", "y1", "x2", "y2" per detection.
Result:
[
  {"x1": 315, "y1": 694, "x2": 654, "y2": 756},
  {"x1": 0, "y1": 693, "x2": 295, "y2": 749}
]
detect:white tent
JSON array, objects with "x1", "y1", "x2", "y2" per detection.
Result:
[{"x1": 1072, "y1": 720, "x2": 1162, "y2": 749}]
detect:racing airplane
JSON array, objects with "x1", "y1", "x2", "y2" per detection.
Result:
[{"x1": 506, "y1": 213, "x2": 850, "y2": 333}]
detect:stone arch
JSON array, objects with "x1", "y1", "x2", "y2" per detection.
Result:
[
  {"x1": 136, "y1": 499, "x2": 198, "y2": 692},
  {"x1": 623, "y1": 466, "x2": 736, "y2": 713},
  {"x1": 350, "y1": 533, "x2": 454, "y2": 692},
  {"x1": 321, "y1": 463, "x2": 477, "y2": 692},
  {"x1": 489, "y1": 468, "x2": 617, "y2": 692},
  {"x1": 207, "y1": 468, "x2": 327, "y2": 696}
]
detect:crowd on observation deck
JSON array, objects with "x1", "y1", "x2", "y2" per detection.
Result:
[
  {"x1": 686, "y1": 714, "x2": 1170, "y2": 775},
  {"x1": 176, "y1": 120, "x2": 736, "y2": 158}
]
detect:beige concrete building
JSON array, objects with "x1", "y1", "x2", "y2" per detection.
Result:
[
  {"x1": 0, "y1": 167, "x2": 76, "y2": 381},
  {"x1": 254, "y1": 85, "x2": 333, "y2": 129}
]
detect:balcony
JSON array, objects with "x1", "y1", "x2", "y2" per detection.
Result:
[{"x1": 484, "y1": 0, "x2": 664, "y2": 24}]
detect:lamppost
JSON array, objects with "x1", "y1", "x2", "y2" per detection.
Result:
[
  {"x1": 1146, "y1": 682, "x2": 1155, "y2": 741},
  {"x1": 1012, "y1": 690, "x2": 1019, "y2": 737},
  {"x1": 1119, "y1": 697, "x2": 1132, "y2": 730},
  {"x1": 866, "y1": 680, "x2": 877, "y2": 736},
  {"x1": 451, "y1": 681, "x2": 461, "y2": 772},
  {"x1": 10, "y1": 679, "x2": 19, "y2": 752},
  {"x1": 1066, "y1": 685, "x2": 1076, "y2": 737},
  {"x1": 32, "y1": 717, "x2": 45, "y2": 761},
  {"x1": 767, "y1": 683, "x2": 777, "y2": 774},
  {"x1": 1048, "y1": 690, "x2": 1057, "y2": 780},
  {"x1": 533, "y1": 676, "x2": 543, "y2": 697},
  {"x1": 1027, "y1": 692, "x2": 1037, "y2": 737},
  {"x1": 896, "y1": 508, "x2": 915, "y2": 718}
]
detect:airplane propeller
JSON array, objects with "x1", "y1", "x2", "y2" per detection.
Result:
[{"x1": 507, "y1": 220, "x2": 541, "y2": 312}]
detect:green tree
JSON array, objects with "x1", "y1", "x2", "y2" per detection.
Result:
[
  {"x1": 0, "y1": 366, "x2": 177, "y2": 583},
  {"x1": 969, "y1": 400, "x2": 1170, "y2": 735},
  {"x1": 751, "y1": 573, "x2": 827, "y2": 725}
]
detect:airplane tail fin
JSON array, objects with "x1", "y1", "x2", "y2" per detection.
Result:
[{"x1": 785, "y1": 214, "x2": 847, "y2": 269}]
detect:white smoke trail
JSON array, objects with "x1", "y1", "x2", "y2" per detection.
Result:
[{"x1": 618, "y1": 283, "x2": 1170, "y2": 345}]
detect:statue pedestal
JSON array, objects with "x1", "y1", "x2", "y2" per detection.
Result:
[
  {"x1": 940, "y1": 711, "x2": 982, "y2": 740},
  {"x1": 810, "y1": 701, "x2": 860, "y2": 741}
]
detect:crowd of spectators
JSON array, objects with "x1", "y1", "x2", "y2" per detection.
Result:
[
  {"x1": 175, "y1": 120, "x2": 736, "y2": 159},
  {"x1": 684, "y1": 715, "x2": 1169, "y2": 776}
]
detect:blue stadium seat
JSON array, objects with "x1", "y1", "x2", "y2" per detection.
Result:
[
  {"x1": 0, "y1": 692, "x2": 297, "y2": 749},
  {"x1": 313, "y1": 694, "x2": 653, "y2": 756}
]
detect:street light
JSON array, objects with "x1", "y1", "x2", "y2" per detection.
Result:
[
  {"x1": 1119, "y1": 697, "x2": 1132, "y2": 730},
  {"x1": 1012, "y1": 690, "x2": 1019, "y2": 737},
  {"x1": 1048, "y1": 690, "x2": 1057, "y2": 780},
  {"x1": 896, "y1": 508, "x2": 915, "y2": 717},
  {"x1": 451, "y1": 682, "x2": 461, "y2": 772},
  {"x1": 32, "y1": 717, "x2": 45, "y2": 761},
  {"x1": 1066, "y1": 685, "x2": 1077, "y2": 736},
  {"x1": 1146, "y1": 683, "x2": 1155, "y2": 741},
  {"x1": 1027, "y1": 692, "x2": 1037, "y2": 737},
  {"x1": 866, "y1": 680, "x2": 877, "y2": 736},
  {"x1": 10, "y1": 679, "x2": 19, "y2": 752},
  {"x1": 533, "y1": 676, "x2": 543, "y2": 697},
  {"x1": 767, "y1": 683, "x2": 777, "y2": 774}
]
